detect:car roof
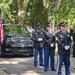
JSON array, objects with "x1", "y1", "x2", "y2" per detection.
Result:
[
  {"x1": 2, "y1": 24, "x2": 26, "y2": 28},
  {"x1": 2, "y1": 24, "x2": 19, "y2": 26},
  {"x1": 2, "y1": 24, "x2": 28, "y2": 31}
]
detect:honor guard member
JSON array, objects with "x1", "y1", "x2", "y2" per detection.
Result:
[
  {"x1": 44, "y1": 23, "x2": 56, "y2": 72},
  {"x1": 31, "y1": 22, "x2": 45, "y2": 67},
  {"x1": 56, "y1": 22, "x2": 71, "y2": 75},
  {"x1": 70, "y1": 28, "x2": 75, "y2": 69}
]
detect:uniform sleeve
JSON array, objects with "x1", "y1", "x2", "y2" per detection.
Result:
[
  {"x1": 68, "y1": 33, "x2": 72, "y2": 46},
  {"x1": 47, "y1": 35, "x2": 54, "y2": 45},
  {"x1": 55, "y1": 32, "x2": 64, "y2": 47},
  {"x1": 72, "y1": 33, "x2": 75, "y2": 42},
  {"x1": 43, "y1": 31, "x2": 49, "y2": 43},
  {"x1": 52, "y1": 35, "x2": 55, "y2": 44},
  {"x1": 31, "y1": 31, "x2": 37, "y2": 41}
]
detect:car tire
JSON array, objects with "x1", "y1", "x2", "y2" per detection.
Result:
[
  {"x1": 1, "y1": 45, "x2": 5, "y2": 57},
  {"x1": 30, "y1": 53, "x2": 34, "y2": 57}
]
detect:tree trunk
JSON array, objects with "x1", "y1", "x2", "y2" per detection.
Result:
[
  {"x1": 17, "y1": 0, "x2": 29, "y2": 25},
  {"x1": 52, "y1": 0, "x2": 62, "y2": 12},
  {"x1": 16, "y1": 0, "x2": 20, "y2": 25},
  {"x1": 43, "y1": 0, "x2": 61, "y2": 31},
  {"x1": 48, "y1": 15, "x2": 55, "y2": 31}
]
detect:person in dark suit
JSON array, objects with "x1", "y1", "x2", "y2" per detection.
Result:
[{"x1": 70, "y1": 28, "x2": 75, "y2": 69}]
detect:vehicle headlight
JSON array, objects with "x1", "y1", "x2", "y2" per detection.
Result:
[
  {"x1": 11, "y1": 38, "x2": 16, "y2": 42},
  {"x1": 6, "y1": 38, "x2": 12, "y2": 44}
]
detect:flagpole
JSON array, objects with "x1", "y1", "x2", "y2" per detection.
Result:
[
  {"x1": 0, "y1": 9, "x2": 4, "y2": 44},
  {"x1": 0, "y1": 9, "x2": 2, "y2": 20}
]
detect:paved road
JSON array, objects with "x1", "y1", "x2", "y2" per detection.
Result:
[{"x1": 0, "y1": 56, "x2": 75, "y2": 75}]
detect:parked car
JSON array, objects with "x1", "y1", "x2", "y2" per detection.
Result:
[{"x1": 1, "y1": 24, "x2": 34, "y2": 57}]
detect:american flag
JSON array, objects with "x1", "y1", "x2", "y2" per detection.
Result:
[{"x1": 0, "y1": 19, "x2": 4, "y2": 44}]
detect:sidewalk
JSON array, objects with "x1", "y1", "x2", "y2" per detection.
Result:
[
  {"x1": 0, "y1": 68, "x2": 8, "y2": 75},
  {"x1": 0, "y1": 64, "x2": 75, "y2": 75},
  {"x1": 0, "y1": 59, "x2": 75, "y2": 75}
]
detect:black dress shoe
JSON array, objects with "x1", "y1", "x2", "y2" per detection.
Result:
[
  {"x1": 44, "y1": 69, "x2": 47, "y2": 72},
  {"x1": 51, "y1": 68, "x2": 56, "y2": 71},
  {"x1": 39, "y1": 64, "x2": 44, "y2": 66},
  {"x1": 34, "y1": 64, "x2": 37, "y2": 67}
]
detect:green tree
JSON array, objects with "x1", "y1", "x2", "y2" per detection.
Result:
[
  {"x1": 16, "y1": 0, "x2": 29, "y2": 25},
  {"x1": 0, "y1": 0, "x2": 29, "y2": 25},
  {"x1": 25, "y1": 0, "x2": 47, "y2": 28},
  {"x1": 0, "y1": 0, "x2": 75, "y2": 29},
  {"x1": 42, "y1": 0, "x2": 62, "y2": 30},
  {"x1": 55, "y1": 0, "x2": 75, "y2": 28}
]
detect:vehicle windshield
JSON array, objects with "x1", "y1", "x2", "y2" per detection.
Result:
[{"x1": 3, "y1": 25, "x2": 30, "y2": 36}]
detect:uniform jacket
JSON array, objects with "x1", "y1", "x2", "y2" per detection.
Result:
[
  {"x1": 44, "y1": 31, "x2": 55, "y2": 50},
  {"x1": 56, "y1": 31, "x2": 72, "y2": 55},
  {"x1": 31, "y1": 29, "x2": 45, "y2": 48},
  {"x1": 71, "y1": 30, "x2": 75, "y2": 48}
]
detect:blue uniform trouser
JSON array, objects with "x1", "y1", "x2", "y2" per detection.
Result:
[
  {"x1": 34, "y1": 48, "x2": 43, "y2": 65},
  {"x1": 44, "y1": 48, "x2": 55, "y2": 70},
  {"x1": 57, "y1": 55, "x2": 70, "y2": 75}
]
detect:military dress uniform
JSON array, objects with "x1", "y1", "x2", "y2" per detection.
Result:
[
  {"x1": 44, "y1": 31, "x2": 55, "y2": 72},
  {"x1": 71, "y1": 30, "x2": 75, "y2": 57},
  {"x1": 70, "y1": 29, "x2": 75, "y2": 69},
  {"x1": 56, "y1": 22, "x2": 71, "y2": 75},
  {"x1": 31, "y1": 23, "x2": 45, "y2": 67},
  {"x1": 44, "y1": 23, "x2": 56, "y2": 72}
]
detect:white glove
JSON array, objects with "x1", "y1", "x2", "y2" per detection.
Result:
[
  {"x1": 50, "y1": 43, "x2": 54, "y2": 47},
  {"x1": 64, "y1": 45, "x2": 70, "y2": 50},
  {"x1": 38, "y1": 38, "x2": 43, "y2": 41}
]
